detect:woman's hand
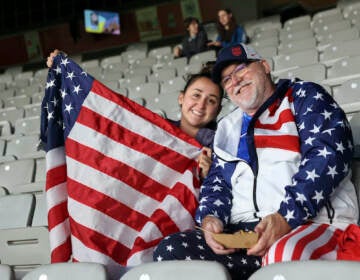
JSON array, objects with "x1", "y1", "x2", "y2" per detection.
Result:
[
  {"x1": 197, "y1": 147, "x2": 212, "y2": 179},
  {"x1": 46, "y1": 49, "x2": 62, "y2": 68},
  {"x1": 201, "y1": 215, "x2": 236, "y2": 255}
]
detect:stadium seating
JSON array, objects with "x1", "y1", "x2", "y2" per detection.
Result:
[
  {"x1": 22, "y1": 262, "x2": 109, "y2": 280},
  {"x1": 0, "y1": 264, "x2": 14, "y2": 280},
  {"x1": 249, "y1": 260, "x2": 360, "y2": 280},
  {"x1": 121, "y1": 260, "x2": 231, "y2": 280}
]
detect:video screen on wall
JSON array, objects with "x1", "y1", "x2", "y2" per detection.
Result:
[{"x1": 84, "y1": 9, "x2": 121, "y2": 35}]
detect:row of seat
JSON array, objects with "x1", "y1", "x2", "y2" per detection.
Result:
[{"x1": 1, "y1": 259, "x2": 360, "y2": 280}]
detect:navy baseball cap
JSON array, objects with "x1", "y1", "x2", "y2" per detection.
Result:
[{"x1": 212, "y1": 43, "x2": 262, "y2": 83}]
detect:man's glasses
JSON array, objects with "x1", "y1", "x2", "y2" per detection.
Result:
[{"x1": 221, "y1": 62, "x2": 253, "y2": 90}]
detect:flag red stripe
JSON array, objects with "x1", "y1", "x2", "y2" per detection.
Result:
[
  {"x1": 255, "y1": 135, "x2": 300, "y2": 152},
  {"x1": 47, "y1": 201, "x2": 69, "y2": 230},
  {"x1": 167, "y1": 181, "x2": 198, "y2": 218},
  {"x1": 310, "y1": 228, "x2": 342, "y2": 259},
  {"x1": 69, "y1": 216, "x2": 130, "y2": 265},
  {"x1": 274, "y1": 224, "x2": 309, "y2": 263},
  {"x1": 76, "y1": 105, "x2": 198, "y2": 173},
  {"x1": 46, "y1": 164, "x2": 67, "y2": 191},
  {"x1": 67, "y1": 177, "x2": 149, "y2": 231},
  {"x1": 255, "y1": 109, "x2": 295, "y2": 130},
  {"x1": 50, "y1": 236, "x2": 72, "y2": 263},
  {"x1": 91, "y1": 80, "x2": 201, "y2": 148},
  {"x1": 291, "y1": 224, "x2": 329, "y2": 260},
  {"x1": 65, "y1": 138, "x2": 170, "y2": 202}
]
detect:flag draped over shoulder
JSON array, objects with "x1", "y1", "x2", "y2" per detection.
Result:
[{"x1": 40, "y1": 54, "x2": 202, "y2": 272}]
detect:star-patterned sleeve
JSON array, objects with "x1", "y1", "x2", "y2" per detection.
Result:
[
  {"x1": 278, "y1": 81, "x2": 354, "y2": 229},
  {"x1": 195, "y1": 154, "x2": 233, "y2": 226}
]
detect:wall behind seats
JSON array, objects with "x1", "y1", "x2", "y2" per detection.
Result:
[{"x1": 0, "y1": 0, "x2": 222, "y2": 69}]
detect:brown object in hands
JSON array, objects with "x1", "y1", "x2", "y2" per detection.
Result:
[{"x1": 212, "y1": 230, "x2": 258, "y2": 249}]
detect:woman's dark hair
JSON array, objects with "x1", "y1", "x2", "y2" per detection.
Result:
[
  {"x1": 182, "y1": 62, "x2": 224, "y2": 100},
  {"x1": 217, "y1": 8, "x2": 237, "y2": 43}
]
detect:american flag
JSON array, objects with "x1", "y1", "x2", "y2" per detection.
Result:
[{"x1": 40, "y1": 54, "x2": 202, "y2": 275}]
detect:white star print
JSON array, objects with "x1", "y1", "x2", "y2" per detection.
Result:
[
  {"x1": 198, "y1": 205, "x2": 206, "y2": 211},
  {"x1": 166, "y1": 245, "x2": 174, "y2": 252},
  {"x1": 66, "y1": 71, "x2": 75, "y2": 80},
  {"x1": 51, "y1": 97, "x2": 58, "y2": 107},
  {"x1": 185, "y1": 256, "x2": 192, "y2": 260},
  {"x1": 241, "y1": 258, "x2": 247, "y2": 264},
  {"x1": 60, "y1": 89, "x2": 68, "y2": 99},
  {"x1": 227, "y1": 262, "x2": 234, "y2": 268},
  {"x1": 317, "y1": 147, "x2": 332, "y2": 158},
  {"x1": 45, "y1": 79, "x2": 55, "y2": 89},
  {"x1": 343, "y1": 163, "x2": 349, "y2": 173},
  {"x1": 284, "y1": 210, "x2": 295, "y2": 221},
  {"x1": 81, "y1": 71, "x2": 88, "y2": 76},
  {"x1": 303, "y1": 106, "x2": 313, "y2": 115},
  {"x1": 212, "y1": 185, "x2": 222, "y2": 192},
  {"x1": 305, "y1": 136, "x2": 315, "y2": 145},
  {"x1": 298, "y1": 122, "x2": 305, "y2": 131},
  {"x1": 73, "y1": 84, "x2": 82, "y2": 94},
  {"x1": 327, "y1": 165, "x2": 338, "y2": 178},
  {"x1": 64, "y1": 103, "x2": 73, "y2": 114},
  {"x1": 306, "y1": 169, "x2": 320, "y2": 182},
  {"x1": 309, "y1": 124, "x2": 321, "y2": 134},
  {"x1": 197, "y1": 245, "x2": 205, "y2": 250},
  {"x1": 213, "y1": 199, "x2": 224, "y2": 207},
  {"x1": 348, "y1": 140, "x2": 353, "y2": 150},
  {"x1": 312, "y1": 190, "x2": 324, "y2": 204},
  {"x1": 335, "y1": 142, "x2": 346, "y2": 154},
  {"x1": 255, "y1": 260, "x2": 261, "y2": 266},
  {"x1": 60, "y1": 57, "x2": 70, "y2": 66},
  {"x1": 54, "y1": 66, "x2": 61, "y2": 74},
  {"x1": 47, "y1": 111, "x2": 54, "y2": 121},
  {"x1": 295, "y1": 192, "x2": 307, "y2": 205},
  {"x1": 321, "y1": 109, "x2": 332, "y2": 119},
  {"x1": 213, "y1": 176, "x2": 221, "y2": 184},
  {"x1": 181, "y1": 242, "x2": 188, "y2": 248},
  {"x1": 283, "y1": 195, "x2": 291, "y2": 204},
  {"x1": 215, "y1": 159, "x2": 226, "y2": 169},
  {"x1": 156, "y1": 255, "x2": 163, "y2": 261},
  {"x1": 330, "y1": 102, "x2": 338, "y2": 109},
  {"x1": 301, "y1": 157, "x2": 309, "y2": 166},
  {"x1": 322, "y1": 128, "x2": 335, "y2": 136},
  {"x1": 313, "y1": 92, "x2": 324, "y2": 100}
]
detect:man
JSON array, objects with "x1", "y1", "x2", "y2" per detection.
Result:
[{"x1": 153, "y1": 43, "x2": 359, "y2": 279}]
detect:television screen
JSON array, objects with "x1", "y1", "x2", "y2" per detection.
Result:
[{"x1": 84, "y1": 9, "x2": 120, "y2": 35}]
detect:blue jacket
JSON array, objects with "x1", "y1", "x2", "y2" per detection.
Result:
[{"x1": 196, "y1": 79, "x2": 359, "y2": 230}]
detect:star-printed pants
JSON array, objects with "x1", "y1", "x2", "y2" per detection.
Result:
[{"x1": 153, "y1": 222, "x2": 344, "y2": 279}]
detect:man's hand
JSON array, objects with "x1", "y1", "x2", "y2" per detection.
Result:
[
  {"x1": 201, "y1": 215, "x2": 236, "y2": 255},
  {"x1": 247, "y1": 213, "x2": 291, "y2": 256}
]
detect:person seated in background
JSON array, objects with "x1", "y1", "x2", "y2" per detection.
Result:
[
  {"x1": 173, "y1": 17, "x2": 209, "y2": 60},
  {"x1": 46, "y1": 50, "x2": 223, "y2": 180},
  {"x1": 207, "y1": 8, "x2": 248, "y2": 50},
  {"x1": 153, "y1": 43, "x2": 359, "y2": 279}
]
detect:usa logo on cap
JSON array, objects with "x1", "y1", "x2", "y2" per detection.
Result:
[{"x1": 232, "y1": 46, "x2": 242, "y2": 56}]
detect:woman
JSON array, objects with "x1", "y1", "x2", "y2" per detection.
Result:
[
  {"x1": 168, "y1": 66, "x2": 223, "y2": 178},
  {"x1": 173, "y1": 17, "x2": 208, "y2": 60},
  {"x1": 207, "y1": 8, "x2": 248, "y2": 49},
  {"x1": 46, "y1": 50, "x2": 223, "y2": 179}
]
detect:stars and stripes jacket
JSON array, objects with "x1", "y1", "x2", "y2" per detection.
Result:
[{"x1": 195, "y1": 79, "x2": 359, "y2": 230}]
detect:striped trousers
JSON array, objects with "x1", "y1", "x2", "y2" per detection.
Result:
[{"x1": 263, "y1": 222, "x2": 342, "y2": 265}]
